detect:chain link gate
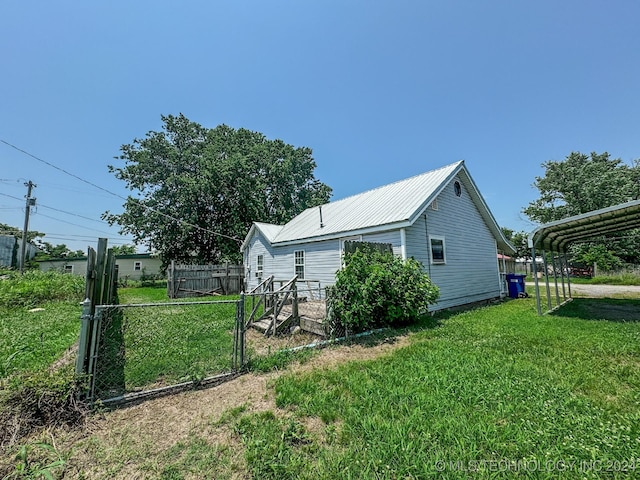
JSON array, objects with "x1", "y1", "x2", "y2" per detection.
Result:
[{"x1": 85, "y1": 299, "x2": 244, "y2": 404}]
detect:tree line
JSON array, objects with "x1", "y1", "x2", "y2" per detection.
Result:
[
  {"x1": 6, "y1": 113, "x2": 639, "y2": 273},
  {"x1": 505, "y1": 151, "x2": 640, "y2": 270}
]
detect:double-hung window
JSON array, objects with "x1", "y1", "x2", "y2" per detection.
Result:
[
  {"x1": 256, "y1": 255, "x2": 264, "y2": 278},
  {"x1": 294, "y1": 250, "x2": 305, "y2": 279}
]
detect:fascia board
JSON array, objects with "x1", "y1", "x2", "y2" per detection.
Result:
[{"x1": 271, "y1": 220, "x2": 412, "y2": 247}]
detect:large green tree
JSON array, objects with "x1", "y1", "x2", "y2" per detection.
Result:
[
  {"x1": 500, "y1": 227, "x2": 530, "y2": 260},
  {"x1": 104, "y1": 114, "x2": 332, "y2": 265},
  {"x1": 523, "y1": 151, "x2": 640, "y2": 269},
  {"x1": 523, "y1": 151, "x2": 640, "y2": 223}
]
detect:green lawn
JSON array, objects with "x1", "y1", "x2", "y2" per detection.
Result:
[
  {"x1": 0, "y1": 301, "x2": 81, "y2": 378},
  {"x1": 0, "y1": 269, "x2": 84, "y2": 378},
  {"x1": 3, "y1": 273, "x2": 640, "y2": 479},
  {"x1": 93, "y1": 286, "x2": 242, "y2": 396},
  {"x1": 233, "y1": 297, "x2": 640, "y2": 479}
]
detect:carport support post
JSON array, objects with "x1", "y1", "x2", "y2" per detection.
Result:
[
  {"x1": 563, "y1": 252, "x2": 572, "y2": 298},
  {"x1": 531, "y1": 245, "x2": 542, "y2": 315},
  {"x1": 542, "y1": 252, "x2": 552, "y2": 312},
  {"x1": 559, "y1": 252, "x2": 568, "y2": 301},
  {"x1": 550, "y1": 254, "x2": 560, "y2": 307}
]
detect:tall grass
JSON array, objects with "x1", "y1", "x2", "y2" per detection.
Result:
[
  {"x1": 0, "y1": 269, "x2": 84, "y2": 308},
  {"x1": 0, "y1": 270, "x2": 84, "y2": 378}
]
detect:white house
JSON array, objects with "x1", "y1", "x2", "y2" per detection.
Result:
[
  {"x1": 241, "y1": 161, "x2": 516, "y2": 311},
  {"x1": 38, "y1": 253, "x2": 163, "y2": 281}
]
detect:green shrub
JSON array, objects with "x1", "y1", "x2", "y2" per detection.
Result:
[{"x1": 328, "y1": 247, "x2": 439, "y2": 333}]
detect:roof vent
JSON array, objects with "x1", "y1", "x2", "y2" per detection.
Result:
[{"x1": 319, "y1": 205, "x2": 324, "y2": 228}]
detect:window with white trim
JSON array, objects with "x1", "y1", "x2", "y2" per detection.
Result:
[
  {"x1": 429, "y1": 236, "x2": 446, "y2": 264},
  {"x1": 256, "y1": 254, "x2": 264, "y2": 278},
  {"x1": 64, "y1": 265, "x2": 73, "y2": 273},
  {"x1": 134, "y1": 261, "x2": 142, "y2": 271},
  {"x1": 294, "y1": 250, "x2": 305, "y2": 279}
]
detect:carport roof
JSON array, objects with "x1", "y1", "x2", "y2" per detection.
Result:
[{"x1": 528, "y1": 199, "x2": 640, "y2": 252}]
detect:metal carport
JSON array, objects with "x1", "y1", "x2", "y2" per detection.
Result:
[{"x1": 528, "y1": 199, "x2": 640, "y2": 314}]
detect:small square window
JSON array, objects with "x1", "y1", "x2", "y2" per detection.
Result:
[
  {"x1": 294, "y1": 250, "x2": 305, "y2": 279},
  {"x1": 134, "y1": 261, "x2": 142, "y2": 271},
  {"x1": 429, "y1": 236, "x2": 446, "y2": 264},
  {"x1": 64, "y1": 265, "x2": 73, "y2": 273}
]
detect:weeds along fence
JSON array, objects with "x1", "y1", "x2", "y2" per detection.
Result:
[
  {"x1": 84, "y1": 285, "x2": 334, "y2": 405},
  {"x1": 76, "y1": 244, "x2": 343, "y2": 404}
]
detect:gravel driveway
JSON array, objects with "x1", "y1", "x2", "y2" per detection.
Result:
[
  {"x1": 528, "y1": 282, "x2": 640, "y2": 298},
  {"x1": 564, "y1": 283, "x2": 640, "y2": 298}
]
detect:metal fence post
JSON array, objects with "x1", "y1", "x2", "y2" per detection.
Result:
[
  {"x1": 238, "y1": 293, "x2": 245, "y2": 370},
  {"x1": 75, "y1": 298, "x2": 93, "y2": 376},
  {"x1": 86, "y1": 306, "x2": 104, "y2": 401}
]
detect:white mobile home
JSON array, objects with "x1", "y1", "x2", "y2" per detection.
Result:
[
  {"x1": 241, "y1": 161, "x2": 516, "y2": 311},
  {"x1": 38, "y1": 253, "x2": 163, "y2": 281}
]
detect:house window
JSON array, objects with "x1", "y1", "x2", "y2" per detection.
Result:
[
  {"x1": 294, "y1": 250, "x2": 305, "y2": 279},
  {"x1": 256, "y1": 255, "x2": 264, "y2": 278},
  {"x1": 134, "y1": 261, "x2": 142, "y2": 271},
  {"x1": 454, "y1": 181, "x2": 462, "y2": 197},
  {"x1": 429, "y1": 236, "x2": 446, "y2": 264},
  {"x1": 64, "y1": 265, "x2": 73, "y2": 274}
]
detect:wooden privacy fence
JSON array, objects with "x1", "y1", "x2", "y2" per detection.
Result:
[
  {"x1": 75, "y1": 238, "x2": 119, "y2": 385},
  {"x1": 344, "y1": 240, "x2": 393, "y2": 255},
  {"x1": 167, "y1": 262, "x2": 245, "y2": 298}
]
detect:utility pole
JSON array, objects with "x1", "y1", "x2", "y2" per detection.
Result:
[{"x1": 19, "y1": 180, "x2": 36, "y2": 273}]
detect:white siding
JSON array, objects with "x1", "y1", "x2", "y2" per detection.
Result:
[
  {"x1": 116, "y1": 257, "x2": 163, "y2": 280},
  {"x1": 245, "y1": 174, "x2": 502, "y2": 309},
  {"x1": 244, "y1": 232, "x2": 275, "y2": 291},
  {"x1": 245, "y1": 234, "x2": 342, "y2": 289},
  {"x1": 270, "y1": 239, "x2": 342, "y2": 287},
  {"x1": 405, "y1": 175, "x2": 501, "y2": 310},
  {"x1": 38, "y1": 258, "x2": 88, "y2": 275}
]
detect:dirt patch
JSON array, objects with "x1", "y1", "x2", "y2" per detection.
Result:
[
  {"x1": 245, "y1": 328, "x2": 322, "y2": 356},
  {"x1": 65, "y1": 331, "x2": 414, "y2": 478}
]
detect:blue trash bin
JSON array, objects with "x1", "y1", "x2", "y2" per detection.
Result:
[{"x1": 506, "y1": 274, "x2": 526, "y2": 298}]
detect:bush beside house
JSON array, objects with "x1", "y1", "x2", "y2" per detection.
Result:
[{"x1": 328, "y1": 246, "x2": 440, "y2": 333}]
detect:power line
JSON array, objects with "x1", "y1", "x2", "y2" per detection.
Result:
[
  {"x1": 1, "y1": 139, "x2": 125, "y2": 200},
  {"x1": 37, "y1": 203, "x2": 108, "y2": 224},
  {"x1": 0, "y1": 191, "x2": 110, "y2": 225},
  {"x1": 1, "y1": 139, "x2": 242, "y2": 243},
  {"x1": 42, "y1": 235, "x2": 132, "y2": 245},
  {"x1": 0, "y1": 192, "x2": 23, "y2": 202},
  {"x1": 35, "y1": 212, "x2": 119, "y2": 236}
]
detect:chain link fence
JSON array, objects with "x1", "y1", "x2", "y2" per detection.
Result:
[
  {"x1": 88, "y1": 300, "x2": 241, "y2": 404},
  {"x1": 83, "y1": 283, "x2": 355, "y2": 404}
]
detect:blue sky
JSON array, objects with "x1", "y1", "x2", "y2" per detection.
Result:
[{"x1": 1, "y1": 1, "x2": 639, "y2": 252}]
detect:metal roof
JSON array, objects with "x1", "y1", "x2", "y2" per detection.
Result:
[
  {"x1": 242, "y1": 161, "x2": 516, "y2": 254},
  {"x1": 528, "y1": 199, "x2": 640, "y2": 252}
]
